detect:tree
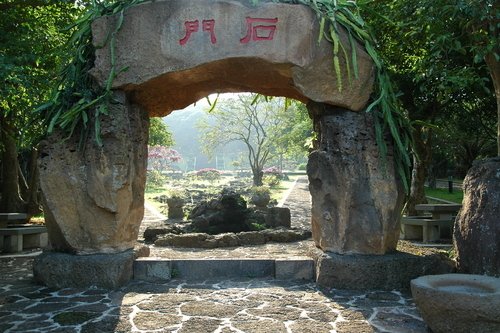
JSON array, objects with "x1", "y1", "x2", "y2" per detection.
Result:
[
  {"x1": 148, "y1": 117, "x2": 174, "y2": 147},
  {"x1": 362, "y1": 0, "x2": 497, "y2": 214},
  {"x1": 147, "y1": 145, "x2": 181, "y2": 172},
  {"x1": 198, "y1": 94, "x2": 298, "y2": 186},
  {"x1": 0, "y1": 0, "x2": 79, "y2": 214}
]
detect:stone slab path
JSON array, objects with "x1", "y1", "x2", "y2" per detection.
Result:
[
  {"x1": 0, "y1": 256, "x2": 429, "y2": 333},
  {"x1": 0, "y1": 177, "x2": 432, "y2": 332}
]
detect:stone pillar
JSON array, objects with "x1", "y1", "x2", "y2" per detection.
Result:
[
  {"x1": 454, "y1": 157, "x2": 500, "y2": 277},
  {"x1": 306, "y1": 103, "x2": 404, "y2": 255},
  {"x1": 35, "y1": 91, "x2": 149, "y2": 288}
]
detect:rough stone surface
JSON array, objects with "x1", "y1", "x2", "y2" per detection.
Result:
[
  {"x1": 38, "y1": 92, "x2": 149, "y2": 254},
  {"x1": 154, "y1": 228, "x2": 311, "y2": 248},
  {"x1": 311, "y1": 247, "x2": 455, "y2": 291},
  {"x1": 454, "y1": 157, "x2": 500, "y2": 277},
  {"x1": 90, "y1": 0, "x2": 373, "y2": 116},
  {"x1": 188, "y1": 190, "x2": 250, "y2": 234},
  {"x1": 143, "y1": 224, "x2": 183, "y2": 243},
  {"x1": 265, "y1": 207, "x2": 291, "y2": 228},
  {"x1": 307, "y1": 103, "x2": 405, "y2": 254},
  {"x1": 411, "y1": 274, "x2": 500, "y2": 333},
  {"x1": 33, "y1": 250, "x2": 134, "y2": 289}
]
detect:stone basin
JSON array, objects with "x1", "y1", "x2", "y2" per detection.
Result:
[{"x1": 411, "y1": 274, "x2": 500, "y2": 333}]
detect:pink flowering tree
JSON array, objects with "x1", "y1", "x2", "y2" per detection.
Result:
[{"x1": 147, "y1": 146, "x2": 182, "y2": 172}]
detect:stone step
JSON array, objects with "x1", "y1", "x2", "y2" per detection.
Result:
[{"x1": 133, "y1": 257, "x2": 315, "y2": 282}]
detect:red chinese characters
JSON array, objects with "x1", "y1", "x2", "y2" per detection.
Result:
[
  {"x1": 240, "y1": 17, "x2": 278, "y2": 44},
  {"x1": 179, "y1": 19, "x2": 217, "y2": 45},
  {"x1": 179, "y1": 17, "x2": 279, "y2": 46}
]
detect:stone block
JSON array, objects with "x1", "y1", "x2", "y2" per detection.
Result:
[
  {"x1": 33, "y1": 250, "x2": 135, "y2": 289},
  {"x1": 134, "y1": 258, "x2": 171, "y2": 281},
  {"x1": 171, "y1": 259, "x2": 275, "y2": 280},
  {"x1": 275, "y1": 258, "x2": 314, "y2": 281},
  {"x1": 23, "y1": 232, "x2": 48, "y2": 249},
  {"x1": 311, "y1": 248, "x2": 455, "y2": 291},
  {"x1": 264, "y1": 207, "x2": 291, "y2": 228}
]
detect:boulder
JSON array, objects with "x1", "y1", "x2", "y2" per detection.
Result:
[
  {"x1": 90, "y1": 0, "x2": 373, "y2": 117},
  {"x1": 144, "y1": 224, "x2": 183, "y2": 243},
  {"x1": 166, "y1": 196, "x2": 184, "y2": 219},
  {"x1": 188, "y1": 190, "x2": 250, "y2": 234},
  {"x1": 454, "y1": 157, "x2": 500, "y2": 277},
  {"x1": 38, "y1": 92, "x2": 149, "y2": 254},
  {"x1": 264, "y1": 207, "x2": 291, "y2": 228},
  {"x1": 307, "y1": 103, "x2": 405, "y2": 255}
]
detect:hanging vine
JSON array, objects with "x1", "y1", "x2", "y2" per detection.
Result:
[
  {"x1": 38, "y1": 0, "x2": 412, "y2": 191},
  {"x1": 36, "y1": 0, "x2": 147, "y2": 145}
]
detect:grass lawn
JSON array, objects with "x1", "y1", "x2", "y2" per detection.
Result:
[
  {"x1": 425, "y1": 187, "x2": 463, "y2": 204},
  {"x1": 269, "y1": 175, "x2": 300, "y2": 202}
]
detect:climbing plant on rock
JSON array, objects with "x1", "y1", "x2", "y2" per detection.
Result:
[{"x1": 38, "y1": 0, "x2": 412, "y2": 190}]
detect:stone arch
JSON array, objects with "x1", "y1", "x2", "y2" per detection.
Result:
[{"x1": 35, "y1": 0, "x2": 404, "y2": 288}]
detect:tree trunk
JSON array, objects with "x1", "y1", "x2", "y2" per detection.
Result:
[
  {"x1": 406, "y1": 126, "x2": 432, "y2": 216},
  {"x1": 26, "y1": 148, "x2": 42, "y2": 216},
  {"x1": 485, "y1": 53, "x2": 500, "y2": 156},
  {"x1": 252, "y1": 168, "x2": 263, "y2": 186},
  {"x1": 0, "y1": 117, "x2": 26, "y2": 212}
]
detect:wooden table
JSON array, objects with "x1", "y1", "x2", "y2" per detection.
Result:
[{"x1": 402, "y1": 204, "x2": 461, "y2": 242}]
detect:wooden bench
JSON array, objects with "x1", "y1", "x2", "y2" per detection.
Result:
[{"x1": 0, "y1": 226, "x2": 48, "y2": 253}]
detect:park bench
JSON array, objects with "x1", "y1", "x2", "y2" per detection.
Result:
[
  {"x1": 401, "y1": 204, "x2": 462, "y2": 243},
  {"x1": 0, "y1": 225, "x2": 48, "y2": 253}
]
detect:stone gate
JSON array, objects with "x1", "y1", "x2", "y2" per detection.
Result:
[{"x1": 34, "y1": 0, "x2": 406, "y2": 288}]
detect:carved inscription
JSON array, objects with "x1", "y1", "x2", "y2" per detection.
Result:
[{"x1": 179, "y1": 17, "x2": 279, "y2": 46}]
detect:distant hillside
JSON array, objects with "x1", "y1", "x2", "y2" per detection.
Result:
[{"x1": 163, "y1": 100, "x2": 246, "y2": 171}]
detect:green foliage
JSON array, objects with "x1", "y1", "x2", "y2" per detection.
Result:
[
  {"x1": 149, "y1": 117, "x2": 174, "y2": 147},
  {"x1": 249, "y1": 222, "x2": 267, "y2": 231},
  {"x1": 195, "y1": 168, "x2": 221, "y2": 183},
  {"x1": 146, "y1": 170, "x2": 167, "y2": 188},
  {"x1": 0, "y1": 0, "x2": 78, "y2": 150},
  {"x1": 37, "y1": 0, "x2": 147, "y2": 145}
]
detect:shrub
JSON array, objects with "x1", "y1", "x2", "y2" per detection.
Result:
[
  {"x1": 146, "y1": 170, "x2": 168, "y2": 188},
  {"x1": 195, "y1": 168, "x2": 221, "y2": 183},
  {"x1": 263, "y1": 166, "x2": 283, "y2": 187}
]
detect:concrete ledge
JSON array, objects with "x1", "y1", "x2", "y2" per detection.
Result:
[
  {"x1": 311, "y1": 249, "x2": 455, "y2": 291},
  {"x1": 275, "y1": 258, "x2": 314, "y2": 281},
  {"x1": 171, "y1": 259, "x2": 275, "y2": 279},
  {"x1": 134, "y1": 257, "x2": 171, "y2": 281},
  {"x1": 132, "y1": 258, "x2": 315, "y2": 281},
  {"x1": 33, "y1": 250, "x2": 134, "y2": 289}
]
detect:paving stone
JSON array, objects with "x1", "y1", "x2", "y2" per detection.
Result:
[
  {"x1": 289, "y1": 319, "x2": 334, "y2": 333},
  {"x1": 178, "y1": 317, "x2": 222, "y2": 333},
  {"x1": 232, "y1": 318, "x2": 287, "y2": 333},
  {"x1": 181, "y1": 300, "x2": 243, "y2": 317},
  {"x1": 337, "y1": 320, "x2": 376, "y2": 333},
  {"x1": 133, "y1": 312, "x2": 181, "y2": 330}
]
